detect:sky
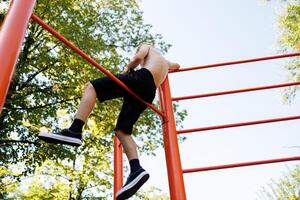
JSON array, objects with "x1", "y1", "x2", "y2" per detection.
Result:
[{"x1": 136, "y1": 0, "x2": 300, "y2": 199}]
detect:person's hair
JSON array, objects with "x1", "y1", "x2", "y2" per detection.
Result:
[{"x1": 135, "y1": 42, "x2": 154, "y2": 53}]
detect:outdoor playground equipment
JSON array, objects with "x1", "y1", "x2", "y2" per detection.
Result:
[{"x1": 0, "y1": 1, "x2": 299, "y2": 199}]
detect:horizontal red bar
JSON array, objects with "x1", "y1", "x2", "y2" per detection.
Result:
[
  {"x1": 170, "y1": 52, "x2": 300, "y2": 73},
  {"x1": 172, "y1": 81, "x2": 300, "y2": 101},
  {"x1": 183, "y1": 156, "x2": 300, "y2": 173},
  {"x1": 177, "y1": 115, "x2": 300, "y2": 134},
  {"x1": 31, "y1": 14, "x2": 164, "y2": 117}
]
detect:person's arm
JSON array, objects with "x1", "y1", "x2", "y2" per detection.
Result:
[
  {"x1": 123, "y1": 44, "x2": 150, "y2": 73},
  {"x1": 167, "y1": 60, "x2": 181, "y2": 71}
]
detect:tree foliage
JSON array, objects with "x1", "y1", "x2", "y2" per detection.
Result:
[
  {"x1": 0, "y1": 165, "x2": 21, "y2": 199},
  {"x1": 277, "y1": 1, "x2": 300, "y2": 101},
  {"x1": 258, "y1": 166, "x2": 300, "y2": 200},
  {"x1": 258, "y1": 2, "x2": 300, "y2": 199},
  {"x1": 135, "y1": 186, "x2": 170, "y2": 200},
  {"x1": 11, "y1": 159, "x2": 110, "y2": 199},
  {"x1": 0, "y1": 0, "x2": 186, "y2": 198}
]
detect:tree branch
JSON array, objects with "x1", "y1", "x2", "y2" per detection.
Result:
[
  {"x1": 0, "y1": 13, "x2": 5, "y2": 26},
  {"x1": 18, "y1": 55, "x2": 59, "y2": 90},
  {"x1": 28, "y1": 38, "x2": 45, "y2": 54},
  {"x1": 11, "y1": 98, "x2": 80, "y2": 110},
  {"x1": 6, "y1": 85, "x2": 53, "y2": 104},
  {"x1": 0, "y1": 140, "x2": 39, "y2": 145},
  {"x1": 12, "y1": 85, "x2": 77, "y2": 103},
  {"x1": 106, "y1": 43, "x2": 135, "y2": 49},
  {"x1": 19, "y1": 67, "x2": 50, "y2": 90}
]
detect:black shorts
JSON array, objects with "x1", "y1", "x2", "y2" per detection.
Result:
[{"x1": 90, "y1": 68, "x2": 156, "y2": 134}]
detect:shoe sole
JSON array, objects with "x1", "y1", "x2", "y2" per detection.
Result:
[
  {"x1": 38, "y1": 133, "x2": 82, "y2": 147},
  {"x1": 116, "y1": 171, "x2": 149, "y2": 200}
]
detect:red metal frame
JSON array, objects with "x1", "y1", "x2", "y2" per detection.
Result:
[
  {"x1": 172, "y1": 81, "x2": 300, "y2": 101},
  {"x1": 113, "y1": 136, "x2": 123, "y2": 199},
  {"x1": 183, "y1": 156, "x2": 300, "y2": 173},
  {"x1": 159, "y1": 77, "x2": 187, "y2": 200},
  {"x1": 0, "y1": 0, "x2": 36, "y2": 113},
  {"x1": 177, "y1": 115, "x2": 300, "y2": 134},
  {"x1": 170, "y1": 52, "x2": 300, "y2": 73}
]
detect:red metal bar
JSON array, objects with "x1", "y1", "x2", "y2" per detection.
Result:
[
  {"x1": 0, "y1": 0, "x2": 36, "y2": 113},
  {"x1": 158, "y1": 87, "x2": 166, "y2": 122},
  {"x1": 114, "y1": 136, "x2": 123, "y2": 200},
  {"x1": 177, "y1": 115, "x2": 300, "y2": 134},
  {"x1": 30, "y1": 14, "x2": 164, "y2": 118},
  {"x1": 172, "y1": 81, "x2": 300, "y2": 101},
  {"x1": 159, "y1": 76, "x2": 186, "y2": 200},
  {"x1": 170, "y1": 52, "x2": 300, "y2": 73},
  {"x1": 182, "y1": 156, "x2": 300, "y2": 173}
]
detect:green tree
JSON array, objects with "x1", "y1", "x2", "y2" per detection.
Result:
[
  {"x1": 258, "y1": 165, "x2": 300, "y2": 200},
  {"x1": 0, "y1": 165, "x2": 21, "y2": 199},
  {"x1": 135, "y1": 186, "x2": 170, "y2": 200},
  {"x1": 0, "y1": 0, "x2": 186, "y2": 198},
  {"x1": 13, "y1": 174, "x2": 69, "y2": 200},
  {"x1": 257, "y1": 2, "x2": 300, "y2": 200},
  {"x1": 277, "y1": 1, "x2": 300, "y2": 102},
  {"x1": 11, "y1": 159, "x2": 106, "y2": 199}
]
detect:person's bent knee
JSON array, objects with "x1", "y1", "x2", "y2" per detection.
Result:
[
  {"x1": 115, "y1": 130, "x2": 125, "y2": 138},
  {"x1": 84, "y1": 82, "x2": 95, "y2": 92},
  {"x1": 115, "y1": 130, "x2": 130, "y2": 140}
]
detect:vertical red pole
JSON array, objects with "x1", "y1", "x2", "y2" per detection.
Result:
[
  {"x1": 0, "y1": 0, "x2": 36, "y2": 113},
  {"x1": 159, "y1": 76, "x2": 186, "y2": 200},
  {"x1": 113, "y1": 136, "x2": 123, "y2": 200}
]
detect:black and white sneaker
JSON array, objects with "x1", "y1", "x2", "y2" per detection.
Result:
[
  {"x1": 38, "y1": 129, "x2": 82, "y2": 147},
  {"x1": 116, "y1": 168, "x2": 149, "y2": 200}
]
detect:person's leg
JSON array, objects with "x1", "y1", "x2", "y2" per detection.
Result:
[
  {"x1": 67, "y1": 82, "x2": 96, "y2": 134},
  {"x1": 114, "y1": 98, "x2": 144, "y2": 167},
  {"x1": 115, "y1": 130, "x2": 138, "y2": 160},
  {"x1": 38, "y1": 82, "x2": 97, "y2": 146},
  {"x1": 74, "y1": 82, "x2": 97, "y2": 122},
  {"x1": 116, "y1": 130, "x2": 144, "y2": 176},
  {"x1": 115, "y1": 130, "x2": 149, "y2": 200},
  {"x1": 115, "y1": 100, "x2": 150, "y2": 200},
  {"x1": 39, "y1": 73, "x2": 130, "y2": 146},
  {"x1": 68, "y1": 82, "x2": 97, "y2": 133}
]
